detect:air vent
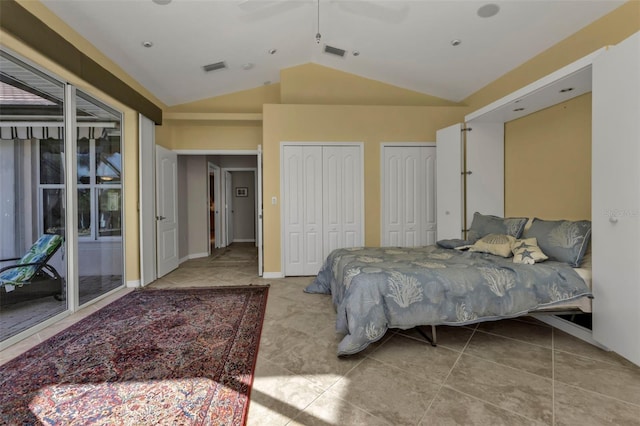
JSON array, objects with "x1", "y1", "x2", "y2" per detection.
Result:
[
  {"x1": 324, "y1": 45, "x2": 346, "y2": 57},
  {"x1": 203, "y1": 61, "x2": 227, "y2": 72}
]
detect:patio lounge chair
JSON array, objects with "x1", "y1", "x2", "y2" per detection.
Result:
[{"x1": 0, "y1": 233, "x2": 64, "y2": 305}]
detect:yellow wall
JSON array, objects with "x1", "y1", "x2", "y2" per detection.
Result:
[
  {"x1": 165, "y1": 121, "x2": 262, "y2": 151},
  {"x1": 167, "y1": 84, "x2": 280, "y2": 113},
  {"x1": 262, "y1": 104, "x2": 466, "y2": 273},
  {"x1": 505, "y1": 94, "x2": 592, "y2": 220},
  {"x1": 466, "y1": 1, "x2": 640, "y2": 222},
  {"x1": 281, "y1": 63, "x2": 461, "y2": 106}
]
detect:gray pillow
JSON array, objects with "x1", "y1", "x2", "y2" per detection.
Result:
[
  {"x1": 467, "y1": 212, "x2": 528, "y2": 243},
  {"x1": 524, "y1": 218, "x2": 591, "y2": 267}
]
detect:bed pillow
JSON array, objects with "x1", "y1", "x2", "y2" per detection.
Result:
[
  {"x1": 524, "y1": 218, "x2": 591, "y2": 267},
  {"x1": 468, "y1": 234, "x2": 515, "y2": 257},
  {"x1": 467, "y1": 212, "x2": 528, "y2": 243},
  {"x1": 511, "y1": 237, "x2": 548, "y2": 265}
]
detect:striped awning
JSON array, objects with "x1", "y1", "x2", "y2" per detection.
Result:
[{"x1": 0, "y1": 126, "x2": 108, "y2": 140}]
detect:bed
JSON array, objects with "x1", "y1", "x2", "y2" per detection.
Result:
[{"x1": 304, "y1": 214, "x2": 593, "y2": 356}]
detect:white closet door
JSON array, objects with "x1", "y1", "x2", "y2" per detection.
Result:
[
  {"x1": 592, "y1": 32, "x2": 640, "y2": 366},
  {"x1": 323, "y1": 145, "x2": 362, "y2": 260},
  {"x1": 382, "y1": 145, "x2": 436, "y2": 247},
  {"x1": 421, "y1": 147, "x2": 437, "y2": 245},
  {"x1": 283, "y1": 145, "x2": 323, "y2": 276},
  {"x1": 436, "y1": 124, "x2": 464, "y2": 240},
  {"x1": 465, "y1": 122, "x2": 504, "y2": 230},
  {"x1": 383, "y1": 147, "x2": 402, "y2": 246}
]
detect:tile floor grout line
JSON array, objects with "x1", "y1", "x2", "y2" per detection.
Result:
[{"x1": 417, "y1": 325, "x2": 479, "y2": 425}]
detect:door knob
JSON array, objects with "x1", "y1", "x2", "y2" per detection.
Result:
[{"x1": 156, "y1": 215, "x2": 166, "y2": 220}]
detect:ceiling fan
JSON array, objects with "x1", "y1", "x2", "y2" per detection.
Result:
[{"x1": 237, "y1": 0, "x2": 409, "y2": 25}]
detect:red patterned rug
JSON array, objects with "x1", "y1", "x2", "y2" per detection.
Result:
[{"x1": 0, "y1": 286, "x2": 269, "y2": 425}]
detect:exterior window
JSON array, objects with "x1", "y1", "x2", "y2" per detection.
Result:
[{"x1": 39, "y1": 135, "x2": 122, "y2": 239}]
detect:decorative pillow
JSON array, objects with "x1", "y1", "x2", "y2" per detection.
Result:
[
  {"x1": 467, "y1": 212, "x2": 528, "y2": 243},
  {"x1": 511, "y1": 237, "x2": 548, "y2": 265},
  {"x1": 468, "y1": 234, "x2": 515, "y2": 257},
  {"x1": 524, "y1": 218, "x2": 591, "y2": 267}
]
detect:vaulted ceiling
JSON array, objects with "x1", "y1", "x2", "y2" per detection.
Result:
[{"x1": 41, "y1": 0, "x2": 624, "y2": 107}]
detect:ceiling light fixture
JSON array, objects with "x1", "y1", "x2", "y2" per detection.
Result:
[
  {"x1": 315, "y1": 0, "x2": 321, "y2": 44},
  {"x1": 477, "y1": 4, "x2": 500, "y2": 18},
  {"x1": 152, "y1": 0, "x2": 172, "y2": 5},
  {"x1": 268, "y1": 48, "x2": 277, "y2": 55},
  {"x1": 142, "y1": 41, "x2": 153, "y2": 48},
  {"x1": 451, "y1": 39, "x2": 462, "y2": 47},
  {"x1": 353, "y1": 50, "x2": 360, "y2": 57}
]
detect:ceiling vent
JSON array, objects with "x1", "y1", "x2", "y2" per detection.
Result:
[
  {"x1": 203, "y1": 61, "x2": 227, "y2": 72},
  {"x1": 323, "y1": 45, "x2": 346, "y2": 58}
]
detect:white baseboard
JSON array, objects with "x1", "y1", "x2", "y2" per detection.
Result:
[
  {"x1": 233, "y1": 239, "x2": 256, "y2": 243},
  {"x1": 180, "y1": 252, "x2": 209, "y2": 264},
  {"x1": 263, "y1": 272, "x2": 284, "y2": 279},
  {"x1": 189, "y1": 252, "x2": 209, "y2": 259},
  {"x1": 126, "y1": 279, "x2": 141, "y2": 288}
]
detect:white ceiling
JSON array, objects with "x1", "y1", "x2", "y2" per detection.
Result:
[{"x1": 40, "y1": 0, "x2": 624, "y2": 107}]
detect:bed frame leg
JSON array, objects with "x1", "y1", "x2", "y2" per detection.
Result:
[{"x1": 416, "y1": 325, "x2": 437, "y2": 347}]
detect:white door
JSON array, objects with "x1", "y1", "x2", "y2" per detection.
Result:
[
  {"x1": 592, "y1": 31, "x2": 640, "y2": 366},
  {"x1": 282, "y1": 145, "x2": 323, "y2": 276},
  {"x1": 382, "y1": 145, "x2": 436, "y2": 247},
  {"x1": 139, "y1": 114, "x2": 156, "y2": 285},
  {"x1": 421, "y1": 147, "x2": 437, "y2": 245},
  {"x1": 257, "y1": 145, "x2": 263, "y2": 276},
  {"x1": 436, "y1": 124, "x2": 464, "y2": 240},
  {"x1": 465, "y1": 122, "x2": 504, "y2": 230},
  {"x1": 155, "y1": 145, "x2": 179, "y2": 278},
  {"x1": 322, "y1": 145, "x2": 363, "y2": 258},
  {"x1": 225, "y1": 170, "x2": 234, "y2": 245},
  {"x1": 210, "y1": 164, "x2": 222, "y2": 249}
]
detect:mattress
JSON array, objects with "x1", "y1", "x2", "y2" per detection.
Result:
[{"x1": 536, "y1": 261, "x2": 592, "y2": 313}]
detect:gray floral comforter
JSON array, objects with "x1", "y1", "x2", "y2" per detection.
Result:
[{"x1": 304, "y1": 245, "x2": 591, "y2": 356}]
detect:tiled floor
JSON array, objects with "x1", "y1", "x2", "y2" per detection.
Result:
[{"x1": 2, "y1": 243, "x2": 640, "y2": 425}]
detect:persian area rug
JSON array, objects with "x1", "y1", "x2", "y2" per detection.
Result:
[{"x1": 0, "y1": 285, "x2": 269, "y2": 425}]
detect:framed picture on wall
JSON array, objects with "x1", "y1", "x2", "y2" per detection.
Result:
[{"x1": 236, "y1": 187, "x2": 248, "y2": 197}]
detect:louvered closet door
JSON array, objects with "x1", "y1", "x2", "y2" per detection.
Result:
[
  {"x1": 323, "y1": 146, "x2": 363, "y2": 259},
  {"x1": 283, "y1": 145, "x2": 323, "y2": 276},
  {"x1": 382, "y1": 145, "x2": 436, "y2": 247}
]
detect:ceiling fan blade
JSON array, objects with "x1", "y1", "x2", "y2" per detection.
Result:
[
  {"x1": 336, "y1": 0, "x2": 409, "y2": 24},
  {"x1": 237, "y1": 0, "x2": 308, "y2": 21}
]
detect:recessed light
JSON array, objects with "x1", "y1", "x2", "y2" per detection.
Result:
[
  {"x1": 513, "y1": 107, "x2": 525, "y2": 112},
  {"x1": 152, "y1": 0, "x2": 172, "y2": 5},
  {"x1": 353, "y1": 50, "x2": 360, "y2": 56},
  {"x1": 264, "y1": 81, "x2": 272, "y2": 85},
  {"x1": 268, "y1": 48, "x2": 277, "y2": 55},
  {"x1": 241, "y1": 63, "x2": 254, "y2": 70},
  {"x1": 451, "y1": 39, "x2": 462, "y2": 47},
  {"x1": 477, "y1": 4, "x2": 500, "y2": 18},
  {"x1": 560, "y1": 87, "x2": 575, "y2": 93},
  {"x1": 142, "y1": 41, "x2": 153, "y2": 48}
]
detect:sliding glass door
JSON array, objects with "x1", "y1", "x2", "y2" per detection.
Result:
[
  {"x1": 0, "y1": 50, "x2": 124, "y2": 345},
  {"x1": 0, "y1": 51, "x2": 68, "y2": 342}
]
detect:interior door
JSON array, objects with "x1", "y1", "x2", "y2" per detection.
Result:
[
  {"x1": 155, "y1": 145, "x2": 179, "y2": 278},
  {"x1": 436, "y1": 124, "x2": 464, "y2": 240},
  {"x1": 592, "y1": 31, "x2": 640, "y2": 366},
  {"x1": 465, "y1": 122, "x2": 504, "y2": 230},
  {"x1": 421, "y1": 147, "x2": 437, "y2": 245},
  {"x1": 225, "y1": 170, "x2": 234, "y2": 246},
  {"x1": 322, "y1": 145, "x2": 363, "y2": 258},
  {"x1": 139, "y1": 114, "x2": 156, "y2": 285},
  {"x1": 257, "y1": 145, "x2": 263, "y2": 276}
]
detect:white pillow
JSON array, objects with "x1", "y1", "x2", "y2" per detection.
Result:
[
  {"x1": 468, "y1": 234, "x2": 515, "y2": 258},
  {"x1": 512, "y1": 237, "x2": 548, "y2": 264}
]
